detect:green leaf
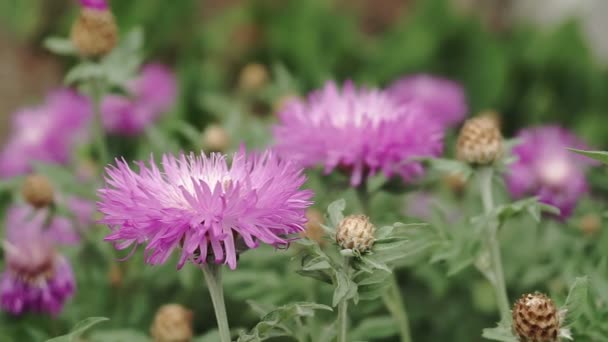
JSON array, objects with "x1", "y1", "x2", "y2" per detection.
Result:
[
  {"x1": 482, "y1": 324, "x2": 518, "y2": 342},
  {"x1": 89, "y1": 329, "x2": 150, "y2": 342},
  {"x1": 569, "y1": 148, "x2": 608, "y2": 165},
  {"x1": 237, "y1": 302, "x2": 332, "y2": 342},
  {"x1": 46, "y1": 317, "x2": 109, "y2": 342},
  {"x1": 296, "y1": 269, "x2": 332, "y2": 284},
  {"x1": 44, "y1": 37, "x2": 76, "y2": 56},
  {"x1": 327, "y1": 199, "x2": 346, "y2": 228},
  {"x1": 65, "y1": 62, "x2": 105, "y2": 85},
  {"x1": 332, "y1": 270, "x2": 357, "y2": 307},
  {"x1": 563, "y1": 276, "x2": 589, "y2": 326},
  {"x1": 422, "y1": 158, "x2": 473, "y2": 179},
  {"x1": 302, "y1": 256, "x2": 331, "y2": 271},
  {"x1": 350, "y1": 316, "x2": 399, "y2": 340}
]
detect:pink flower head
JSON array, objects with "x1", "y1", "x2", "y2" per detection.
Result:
[
  {"x1": 1, "y1": 206, "x2": 76, "y2": 316},
  {"x1": 98, "y1": 149, "x2": 313, "y2": 270},
  {"x1": 79, "y1": 0, "x2": 108, "y2": 10},
  {"x1": 388, "y1": 74, "x2": 467, "y2": 128},
  {"x1": 273, "y1": 81, "x2": 444, "y2": 186},
  {"x1": 102, "y1": 63, "x2": 177, "y2": 135},
  {"x1": 0, "y1": 89, "x2": 92, "y2": 178},
  {"x1": 505, "y1": 126, "x2": 597, "y2": 219}
]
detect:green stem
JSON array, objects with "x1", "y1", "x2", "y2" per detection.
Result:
[
  {"x1": 382, "y1": 274, "x2": 412, "y2": 342},
  {"x1": 90, "y1": 77, "x2": 110, "y2": 167},
  {"x1": 478, "y1": 167, "x2": 510, "y2": 323},
  {"x1": 355, "y1": 180, "x2": 413, "y2": 342},
  {"x1": 202, "y1": 263, "x2": 231, "y2": 342},
  {"x1": 337, "y1": 257, "x2": 350, "y2": 342}
]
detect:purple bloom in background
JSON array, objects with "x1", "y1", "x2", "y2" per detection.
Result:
[
  {"x1": 505, "y1": 126, "x2": 597, "y2": 219},
  {"x1": 98, "y1": 149, "x2": 313, "y2": 270},
  {"x1": 79, "y1": 0, "x2": 108, "y2": 10},
  {"x1": 0, "y1": 89, "x2": 92, "y2": 178},
  {"x1": 273, "y1": 81, "x2": 444, "y2": 186},
  {"x1": 388, "y1": 74, "x2": 468, "y2": 128},
  {"x1": 102, "y1": 63, "x2": 177, "y2": 135},
  {"x1": 0, "y1": 206, "x2": 76, "y2": 316}
]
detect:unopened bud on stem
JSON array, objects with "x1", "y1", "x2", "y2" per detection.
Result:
[
  {"x1": 71, "y1": 1, "x2": 118, "y2": 57},
  {"x1": 150, "y1": 304, "x2": 194, "y2": 342},
  {"x1": 336, "y1": 215, "x2": 375, "y2": 253},
  {"x1": 512, "y1": 292, "x2": 560, "y2": 342},
  {"x1": 202, "y1": 124, "x2": 230, "y2": 153},
  {"x1": 22, "y1": 174, "x2": 54, "y2": 208},
  {"x1": 456, "y1": 115, "x2": 503, "y2": 165}
]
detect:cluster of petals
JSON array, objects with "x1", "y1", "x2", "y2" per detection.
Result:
[
  {"x1": 387, "y1": 74, "x2": 468, "y2": 128},
  {"x1": 506, "y1": 126, "x2": 597, "y2": 219},
  {"x1": 0, "y1": 206, "x2": 76, "y2": 315},
  {"x1": 273, "y1": 81, "x2": 444, "y2": 186},
  {"x1": 0, "y1": 89, "x2": 92, "y2": 178},
  {"x1": 98, "y1": 149, "x2": 313, "y2": 269},
  {"x1": 102, "y1": 63, "x2": 177, "y2": 135}
]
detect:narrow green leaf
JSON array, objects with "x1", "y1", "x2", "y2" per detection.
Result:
[
  {"x1": 569, "y1": 148, "x2": 608, "y2": 165},
  {"x1": 482, "y1": 324, "x2": 518, "y2": 342},
  {"x1": 44, "y1": 37, "x2": 76, "y2": 56},
  {"x1": 46, "y1": 317, "x2": 109, "y2": 342},
  {"x1": 350, "y1": 316, "x2": 399, "y2": 340}
]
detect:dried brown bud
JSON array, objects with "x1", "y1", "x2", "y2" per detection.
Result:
[
  {"x1": 336, "y1": 215, "x2": 375, "y2": 253},
  {"x1": 71, "y1": 8, "x2": 118, "y2": 57},
  {"x1": 151, "y1": 304, "x2": 194, "y2": 342},
  {"x1": 238, "y1": 63, "x2": 269, "y2": 92},
  {"x1": 22, "y1": 174, "x2": 54, "y2": 208},
  {"x1": 456, "y1": 115, "x2": 503, "y2": 165},
  {"x1": 300, "y1": 208, "x2": 325, "y2": 245},
  {"x1": 512, "y1": 293, "x2": 560, "y2": 342},
  {"x1": 202, "y1": 124, "x2": 230, "y2": 153},
  {"x1": 578, "y1": 213, "x2": 601, "y2": 235}
]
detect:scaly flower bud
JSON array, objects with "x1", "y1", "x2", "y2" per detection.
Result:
[
  {"x1": 150, "y1": 304, "x2": 194, "y2": 342},
  {"x1": 202, "y1": 124, "x2": 230, "y2": 153},
  {"x1": 336, "y1": 215, "x2": 375, "y2": 253},
  {"x1": 238, "y1": 63, "x2": 269, "y2": 92},
  {"x1": 512, "y1": 292, "x2": 559, "y2": 342},
  {"x1": 443, "y1": 172, "x2": 467, "y2": 196},
  {"x1": 71, "y1": 0, "x2": 118, "y2": 57},
  {"x1": 456, "y1": 115, "x2": 503, "y2": 165},
  {"x1": 21, "y1": 174, "x2": 54, "y2": 208},
  {"x1": 300, "y1": 208, "x2": 325, "y2": 245}
]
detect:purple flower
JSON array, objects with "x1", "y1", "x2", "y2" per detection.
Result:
[
  {"x1": 1, "y1": 206, "x2": 76, "y2": 316},
  {"x1": 79, "y1": 0, "x2": 108, "y2": 10},
  {"x1": 98, "y1": 149, "x2": 313, "y2": 270},
  {"x1": 273, "y1": 81, "x2": 444, "y2": 186},
  {"x1": 102, "y1": 63, "x2": 177, "y2": 135},
  {"x1": 0, "y1": 89, "x2": 92, "y2": 178},
  {"x1": 505, "y1": 126, "x2": 597, "y2": 219},
  {"x1": 388, "y1": 74, "x2": 467, "y2": 128}
]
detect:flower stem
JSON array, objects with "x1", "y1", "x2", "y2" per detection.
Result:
[
  {"x1": 354, "y1": 181, "x2": 413, "y2": 342},
  {"x1": 202, "y1": 263, "x2": 231, "y2": 342},
  {"x1": 478, "y1": 167, "x2": 511, "y2": 323},
  {"x1": 337, "y1": 257, "x2": 350, "y2": 342},
  {"x1": 382, "y1": 274, "x2": 413, "y2": 342},
  {"x1": 90, "y1": 77, "x2": 110, "y2": 167}
]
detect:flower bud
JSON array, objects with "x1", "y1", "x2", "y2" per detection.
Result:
[
  {"x1": 512, "y1": 292, "x2": 559, "y2": 342},
  {"x1": 202, "y1": 124, "x2": 230, "y2": 153},
  {"x1": 150, "y1": 304, "x2": 194, "y2": 342},
  {"x1": 273, "y1": 93, "x2": 299, "y2": 115},
  {"x1": 336, "y1": 215, "x2": 375, "y2": 253},
  {"x1": 108, "y1": 263, "x2": 123, "y2": 288},
  {"x1": 71, "y1": 1, "x2": 118, "y2": 57},
  {"x1": 578, "y1": 213, "x2": 601, "y2": 235},
  {"x1": 456, "y1": 115, "x2": 503, "y2": 165},
  {"x1": 21, "y1": 174, "x2": 54, "y2": 208},
  {"x1": 300, "y1": 208, "x2": 325, "y2": 245},
  {"x1": 238, "y1": 63, "x2": 269, "y2": 92}
]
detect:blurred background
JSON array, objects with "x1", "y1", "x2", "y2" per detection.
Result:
[
  {"x1": 1, "y1": 0, "x2": 608, "y2": 340},
  {"x1": 2, "y1": 0, "x2": 608, "y2": 147}
]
